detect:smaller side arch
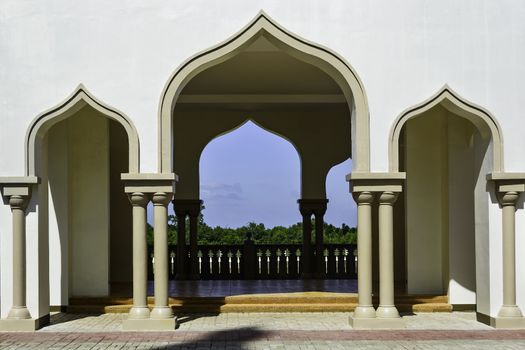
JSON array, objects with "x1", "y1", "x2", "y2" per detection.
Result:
[
  {"x1": 388, "y1": 85, "x2": 504, "y2": 172},
  {"x1": 25, "y1": 84, "x2": 140, "y2": 175}
]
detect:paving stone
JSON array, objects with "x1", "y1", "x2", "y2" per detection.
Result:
[{"x1": 1, "y1": 312, "x2": 525, "y2": 349}]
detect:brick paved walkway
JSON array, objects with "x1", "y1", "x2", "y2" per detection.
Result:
[{"x1": 1, "y1": 312, "x2": 525, "y2": 349}]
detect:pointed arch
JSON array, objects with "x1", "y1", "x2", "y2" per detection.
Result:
[
  {"x1": 389, "y1": 85, "x2": 504, "y2": 172},
  {"x1": 159, "y1": 11, "x2": 370, "y2": 173},
  {"x1": 25, "y1": 84, "x2": 140, "y2": 175},
  {"x1": 199, "y1": 118, "x2": 303, "y2": 165}
]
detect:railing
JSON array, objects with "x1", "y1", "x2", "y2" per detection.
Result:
[{"x1": 147, "y1": 241, "x2": 357, "y2": 280}]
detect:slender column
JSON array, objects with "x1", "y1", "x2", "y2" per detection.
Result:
[
  {"x1": 376, "y1": 191, "x2": 400, "y2": 318},
  {"x1": 128, "y1": 192, "x2": 150, "y2": 319},
  {"x1": 174, "y1": 210, "x2": 187, "y2": 279},
  {"x1": 7, "y1": 195, "x2": 31, "y2": 320},
  {"x1": 352, "y1": 191, "x2": 376, "y2": 318},
  {"x1": 497, "y1": 191, "x2": 523, "y2": 318},
  {"x1": 188, "y1": 204, "x2": 201, "y2": 279},
  {"x1": 150, "y1": 192, "x2": 173, "y2": 319},
  {"x1": 300, "y1": 207, "x2": 313, "y2": 278},
  {"x1": 314, "y1": 202, "x2": 328, "y2": 277}
]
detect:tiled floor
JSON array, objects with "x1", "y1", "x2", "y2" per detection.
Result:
[{"x1": 1, "y1": 312, "x2": 522, "y2": 349}]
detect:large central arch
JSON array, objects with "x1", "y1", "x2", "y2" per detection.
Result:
[{"x1": 158, "y1": 11, "x2": 370, "y2": 173}]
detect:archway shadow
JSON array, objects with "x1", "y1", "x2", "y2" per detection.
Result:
[{"x1": 149, "y1": 326, "x2": 274, "y2": 349}]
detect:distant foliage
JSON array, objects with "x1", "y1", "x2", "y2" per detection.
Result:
[{"x1": 147, "y1": 211, "x2": 357, "y2": 246}]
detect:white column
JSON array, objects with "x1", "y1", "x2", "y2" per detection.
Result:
[
  {"x1": 376, "y1": 191, "x2": 400, "y2": 319},
  {"x1": 7, "y1": 195, "x2": 31, "y2": 320},
  {"x1": 352, "y1": 191, "x2": 376, "y2": 319},
  {"x1": 497, "y1": 191, "x2": 523, "y2": 318},
  {"x1": 150, "y1": 192, "x2": 173, "y2": 319},
  {"x1": 128, "y1": 192, "x2": 150, "y2": 319}
]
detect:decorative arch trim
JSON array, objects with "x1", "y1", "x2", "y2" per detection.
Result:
[
  {"x1": 25, "y1": 84, "x2": 140, "y2": 175},
  {"x1": 388, "y1": 85, "x2": 504, "y2": 172},
  {"x1": 158, "y1": 10, "x2": 370, "y2": 173}
]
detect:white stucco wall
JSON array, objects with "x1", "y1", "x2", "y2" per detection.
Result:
[{"x1": 0, "y1": 0, "x2": 523, "y2": 319}]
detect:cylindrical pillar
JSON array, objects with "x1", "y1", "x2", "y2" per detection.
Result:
[
  {"x1": 151, "y1": 192, "x2": 173, "y2": 319},
  {"x1": 128, "y1": 192, "x2": 150, "y2": 319},
  {"x1": 497, "y1": 191, "x2": 523, "y2": 318},
  {"x1": 7, "y1": 195, "x2": 31, "y2": 320},
  {"x1": 188, "y1": 209, "x2": 200, "y2": 279},
  {"x1": 376, "y1": 191, "x2": 400, "y2": 318},
  {"x1": 301, "y1": 210, "x2": 313, "y2": 278},
  {"x1": 352, "y1": 191, "x2": 375, "y2": 319},
  {"x1": 315, "y1": 210, "x2": 326, "y2": 278},
  {"x1": 175, "y1": 210, "x2": 187, "y2": 279}
]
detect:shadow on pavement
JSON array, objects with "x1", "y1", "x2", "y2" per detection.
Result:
[{"x1": 150, "y1": 326, "x2": 271, "y2": 349}]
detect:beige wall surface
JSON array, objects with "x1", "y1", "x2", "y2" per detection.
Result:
[
  {"x1": 68, "y1": 109, "x2": 110, "y2": 296},
  {"x1": 404, "y1": 105, "x2": 490, "y2": 304},
  {"x1": 405, "y1": 107, "x2": 447, "y2": 294},
  {"x1": 47, "y1": 108, "x2": 111, "y2": 298}
]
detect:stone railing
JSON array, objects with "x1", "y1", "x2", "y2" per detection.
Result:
[{"x1": 147, "y1": 241, "x2": 357, "y2": 280}]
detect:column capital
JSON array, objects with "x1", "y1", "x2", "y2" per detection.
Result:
[
  {"x1": 297, "y1": 198, "x2": 328, "y2": 216},
  {"x1": 152, "y1": 192, "x2": 173, "y2": 207},
  {"x1": 0, "y1": 177, "x2": 37, "y2": 209},
  {"x1": 378, "y1": 191, "x2": 399, "y2": 205},
  {"x1": 497, "y1": 191, "x2": 521, "y2": 207},
  {"x1": 128, "y1": 192, "x2": 149, "y2": 208},
  {"x1": 352, "y1": 191, "x2": 375, "y2": 205},
  {"x1": 8, "y1": 195, "x2": 29, "y2": 212},
  {"x1": 173, "y1": 199, "x2": 202, "y2": 217}
]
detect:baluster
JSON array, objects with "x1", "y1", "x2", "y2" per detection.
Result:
[
  {"x1": 353, "y1": 248, "x2": 358, "y2": 274},
  {"x1": 323, "y1": 248, "x2": 329, "y2": 274},
  {"x1": 334, "y1": 248, "x2": 340, "y2": 274},
  {"x1": 170, "y1": 251, "x2": 175, "y2": 276},
  {"x1": 208, "y1": 250, "x2": 214, "y2": 275},
  {"x1": 257, "y1": 250, "x2": 263, "y2": 275},
  {"x1": 151, "y1": 253, "x2": 155, "y2": 274},
  {"x1": 236, "y1": 249, "x2": 242, "y2": 274},
  {"x1": 227, "y1": 251, "x2": 233, "y2": 274},
  {"x1": 197, "y1": 250, "x2": 203, "y2": 274},
  {"x1": 296, "y1": 249, "x2": 301, "y2": 274},
  {"x1": 217, "y1": 250, "x2": 223, "y2": 275},
  {"x1": 276, "y1": 249, "x2": 282, "y2": 274},
  {"x1": 343, "y1": 248, "x2": 349, "y2": 274},
  {"x1": 284, "y1": 249, "x2": 290, "y2": 275},
  {"x1": 265, "y1": 249, "x2": 271, "y2": 275}
]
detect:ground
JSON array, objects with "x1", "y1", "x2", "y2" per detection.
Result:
[{"x1": 1, "y1": 312, "x2": 525, "y2": 349}]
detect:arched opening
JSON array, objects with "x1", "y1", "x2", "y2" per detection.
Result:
[
  {"x1": 391, "y1": 87, "x2": 501, "y2": 308},
  {"x1": 26, "y1": 86, "x2": 140, "y2": 305},
  {"x1": 199, "y1": 121, "x2": 300, "y2": 228},
  {"x1": 164, "y1": 14, "x2": 362, "y2": 283}
]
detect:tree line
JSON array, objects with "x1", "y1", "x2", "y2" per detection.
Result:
[{"x1": 147, "y1": 212, "x2": 357, "y2": 246}]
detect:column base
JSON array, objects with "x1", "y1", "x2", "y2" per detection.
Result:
[
  {"x1": 122, "y1": 317, "x2": 177, "y2": 331},
  {"x1": 128, "y1": 306, "x2": 150, "y2": 319},
  {"x1": 498, "y1": 305, "x2": 523, "y2": 318},
  {"x1": 376, "y1": 305, "x2": 400, "y2": 318},
  {"x1": 349, "y1": 313, "x2": 405, "y2": 329},
  {"x1": 477, "y1": 312, "x2": 525, "y2": 329},
  {"x1": 151, "y1": 306, "x2": 174, "y2": 319},
  {"x1": 0, "y1": 318, "x2": 40, "y2": 331}
]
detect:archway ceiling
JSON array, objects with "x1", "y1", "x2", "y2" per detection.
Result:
[{"x1": 181, "y1": 51, "x2": 342, "y2": 95}]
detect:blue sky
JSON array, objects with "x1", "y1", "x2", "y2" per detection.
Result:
[{"x1": 197, "y1": 121, "x2": 357, "y2": 228}]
